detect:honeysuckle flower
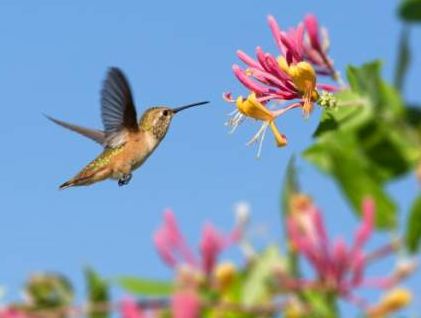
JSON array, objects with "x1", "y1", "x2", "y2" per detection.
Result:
[
  {"x1": 200, "y1": 223, "x2": 227, "y2": 275},
  {"x1": 283, "y1": 197, "x2": 411, "y2": 309},
  {"x1": 120, "y1": 299, "x2": 147, "y2": 318},
  {"x1": 154, "y1": 210, "x2": 241, "y2": 277},
  {"x1": 303, "y1": 15, "x2": 338, "y2": 80},
  {"x1": 367, "y1": 288, "x2": 412, "y2": 317},
  {"x1": 0, "y1": 309, "x2": 32, "y2": 318},
  {"x1": 232, "y1": 93, "x2": 289, "y2": 155},
  {"x1": 213, "y1": 262, "x2": 236, "y2": 292},
  {"x1": 268, "y1": 14, "x2": 337, "y2": 80},
  {"x1": 225, "y1": 14, "x2": 339, "y2": 155},
  {"x1": 171, "y1": 291, "x2": 201, "y2": 318}
]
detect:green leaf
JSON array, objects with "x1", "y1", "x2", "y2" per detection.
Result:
[
  {"x1": 347, "y1": 62, "x2": 383, "y2": 108},
  {"x1": 306, "y1": 61, "x2": 421, "y2": 228},
  {"x1": 117, "y1": 277, "x2": 173, "y2": 296},
  {"x1": 358, "y1": 121, "x2": 420, "y2": 180},
  {"x1": 85, "y1": 268, "x2": 109, "y2": 318},
  {"x1": 347, "y1": 61, "x2": 404, "y2": 117},
  {"x1": 405, "y1": 105, "x2": 421, "y2": 127},
  {"x1": 394, "y1": 28, "x2": 411, "y2": 91},
  {"x1": 399, "y1": 0, "x2": 421, "y2": 22},
  {"x1": 241, "y1": 245, "x2": 283, "y2": 306},
  {"x1": 406, "y1": 195, "x2": 421, "y2": 252},
  {"x1": 303, "y1": 291, "x2": 338, "y2": 318},
  {"x1": 313, "y1": 92, "x2": 372, "y2": 138},
  {"x1": 304, "y1": 133, "x2": 397, "y2": 229},
  {"x1": 405, "y1": 105, "x2": 421, "y2": 138}
]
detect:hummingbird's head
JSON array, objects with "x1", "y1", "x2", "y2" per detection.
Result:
[{"x1": 139, "y1": 101, "x2": 209, "y2": 139}]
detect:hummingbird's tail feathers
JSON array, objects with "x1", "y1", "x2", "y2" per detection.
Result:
[
  {"x1": 59, "y1": 166, "x2": 112, "y2": 190},
  {"x1": 44, "y1": 114, "x2": 106, "y2": 145}
]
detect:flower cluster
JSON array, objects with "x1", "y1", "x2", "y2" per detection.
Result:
[
  {"x1": 151, "y1": 210, "x2": 243, "y2": 317},
  {"x1": 0, "y1": 201, "x2": 415, "y2": 318},
  {"x1": 277, "y1": 194, "x2": 416, "y2": 312},
  {"x1": 225, "y1": 14, "x2": 339, "y2": 156},
  {"x1": 153, "y1": 209, "x2": 241, "y2": 276}
]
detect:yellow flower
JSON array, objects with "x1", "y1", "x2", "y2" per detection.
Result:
[
  {"x1": 269, "y1": 121, "x2": 287, "y2": 147},
  {"x1": 236, "y1": 93, "x2": 274, "y2": 121},
  {"x1": 235, "y1": 94, "x2": 287, "y2": 152},
  {"x1": 368, "y1": 288, "x2": 412, "y2": 318},
  {"x1": 283, "y1": 299, "x2": 306, "y2": 318},
  {"x1": 277, "y1": 58, "x2": 319, "y2": 117},
  {"x1": 381, "y1": 288, "x2": 412, "y2": 311},
  {"x1": 214, "y1": 262, "x2": 236, "y2": 291},
  {"x1": 288, "y1": 62, "x2": 317, "y2": 93}
]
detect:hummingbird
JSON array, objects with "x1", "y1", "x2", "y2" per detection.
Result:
[{"x1": 47, "y1": 67, "x2": 209, "y2": 189}]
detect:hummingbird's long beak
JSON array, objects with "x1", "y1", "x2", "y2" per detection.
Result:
[{"x1": 172, "y1": 101, "x2": 209, "y2": 114}]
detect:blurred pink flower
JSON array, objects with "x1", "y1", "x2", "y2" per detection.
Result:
[
  {"x1": 0, "y1": 309, "x2": 30, "y2": 318},
  {"x1": 120, "y1": 299, "x2": 147, "y2": 318},
  {"x1": 171, "y1": 291, "x2": 201, "y2": 318},
  {"x1": 154, "y1": 210, "x2": 241, "y2": 275},
  {"x1": 285, "y1": 198, "x2": 403, "y2": 308},
  {"x1": 200, "y1": 223, "x2": 226, "y2": 275}
]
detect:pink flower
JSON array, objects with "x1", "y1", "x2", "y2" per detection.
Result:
[
  {"x1": 303, "y1": 15, "x2": 337, "y2": 79},
  {"x1": 154, "y1": 210, "x2": 241, "y2": 275},
  {"x1": 268, "y1": 14, "x2": 337, "y2": 79},
  {"x1": 267, "y1": 15, "x2": 304, "y2": 65},
  {"x1": 171, "y1": 291, "x2": 201, "y2": 318},
  {"x1": 225, "y1": 14, "x2": 339, "y2": 155},
  {"x1": 154, "y1": 210, "x2": 197, "y2": 268},
  {"x1": 0, "y1": 309, "x2": 31, "y2": 318},
  {"x1": 200, "y1": 223, "x2": 226, "y2": 275},
  {"x1": 285, "y1": 198, "x2": 404, "y2": 308},
  {"x1": 120, "y1": 299, "x2": 147, "y2": 318}
]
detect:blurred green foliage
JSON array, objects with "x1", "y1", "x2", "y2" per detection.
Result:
[
  {"x1": 117, "y1": 276, "x2": 173, "y2": 296},
  {"x1": 399, "y1": 0, "x2": 421, "y2": 22},
  {"x1": 85, "y1": 267, "x2": 110, "y2": 318},
  {"x1": 305, "y1": 61, "x2": 421, "y2": 229}
]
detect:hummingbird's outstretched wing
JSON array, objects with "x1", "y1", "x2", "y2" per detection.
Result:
[
  {"x1": 101, "y1": 67, "x2": 139, "y2": 147},
  {"x1": 45, "y1": 115, "x2": 106, "y2": 145}
]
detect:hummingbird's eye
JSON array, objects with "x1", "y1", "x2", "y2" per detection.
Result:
[{"x1": 162, "y1": 110, "x2": 169, "y2": 116}]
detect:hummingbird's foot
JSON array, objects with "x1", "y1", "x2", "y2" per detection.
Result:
[{"x1": 118, "y1": 173, "x2": 132, "y2": 186}]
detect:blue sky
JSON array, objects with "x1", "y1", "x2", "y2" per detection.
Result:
[{"x1": 0, "y1": 0, "x2": 420, "y2": 314}]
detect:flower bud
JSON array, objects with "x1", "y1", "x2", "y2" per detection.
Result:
[
  {"x1": 214, "y1": 262, "x2": 236, "y2": 291},
  {"x1": 368, "y1": 288, "x2": 412, "y2": 317}
]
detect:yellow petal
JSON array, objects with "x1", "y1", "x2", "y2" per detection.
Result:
[
  {"x1": 368, "y1": 288, "x2": 412, "y2": 318},
  {"x1": 302, "y1": 90, "x2": 314, "y2": 118},
  {"x1": 214, "y1": 262, "x2": 236, "y2": 291},
  {"x1": 288, "y1": 61, "x2": 317, "y2": 93},
  {"x1": 381, "y1": 288, "x2": 412, "y2": 312},
  {"x1": 286, "y1": 62, "x2": 319, "y2": 117},
  {"x1": 269, "y1": 121, "x2": 287, "y2": 147},
  {"x1": 277, "y1": 56, "x2": 290, "y2": 74},
  {"x1": 236, "y1": 94, "x2": 274, "y2": 122}
]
